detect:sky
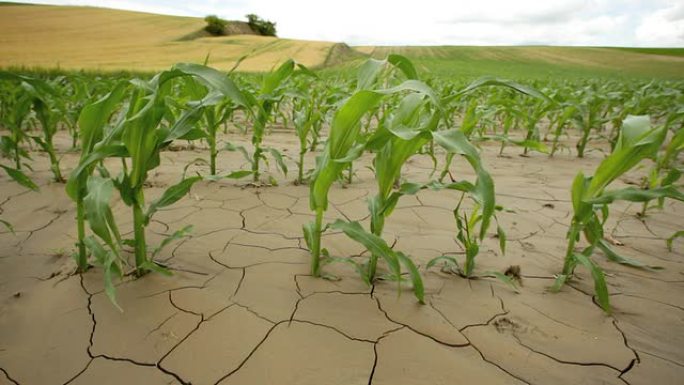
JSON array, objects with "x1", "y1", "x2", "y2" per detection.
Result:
[{"x1": 6, "y1": 0, "x2": 684, "y2": 46}]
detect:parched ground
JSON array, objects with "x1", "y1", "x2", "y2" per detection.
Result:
[{"x1": 0, "y1": 130, "x2": 682, "y2": 385}]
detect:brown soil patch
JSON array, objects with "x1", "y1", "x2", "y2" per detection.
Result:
[{"x1": 0, "y1": 130, "x2": 682, "y2": 384}]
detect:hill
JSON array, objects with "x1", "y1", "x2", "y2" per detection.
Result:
[
  {"x1": 0, "y1": 4, "x2": 335, "y2": 72},
  {"x1": 1, "y1": 3, "x2": 683, "y2": 79}
]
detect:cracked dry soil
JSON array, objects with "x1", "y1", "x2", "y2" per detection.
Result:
[{"x1": 0, "y1": 131, "x2": 682, "y2": 385}]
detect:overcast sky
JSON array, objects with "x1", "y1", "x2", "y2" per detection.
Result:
[{"x1": 7, "y1": 0, "x2": 684, "y2": 46}]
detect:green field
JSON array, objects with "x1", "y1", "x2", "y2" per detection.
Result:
[{"x1": 355, "y1": 46, "x2": 684, "y2": 80}]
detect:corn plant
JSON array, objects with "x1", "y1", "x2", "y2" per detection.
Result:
[
  {"x1": 520, "y1": 97, "x2": 551, "y2": 155},
  {"x1": 177, "y1": 70, "x2": 252, "y2": 176},
  {"x1": 572, "y1": 89, "x2": 609, "y2": 158},
  {"x1": 548, "y1": 103, "x2": 577, "y2": 157},
  {"x1": 305, "y1": 56, "x2": 544, "y2": 302},
  {"x1": 553, "y1": 115, "x2": 684, "y2": 313},
  {"x1": 28, "y1": 83, "x2": 66, "y2": 182},
  {"x1": 426, "y1": 194, "x2": 507, "y2": 278},
  {"x1": 304, "y1": 55, "x2": 420, "y2": 282},
  {"x1": 0, "y1": 73, "x2": 35, "y2": 170},
  {"x1": 292, "y1": 90, "x2": 323, "y2": 184},
  {"x1": 639, "y1": 110, "x2": 683, "y2": 216},
  {"x1": 228, "y1": 60, "x2": 315, "y2": 183},
  {"x1": 65, "y1": 81, "x2": 128, "y2": 271},
  {"x1": 53, "y1": 74, "x2": 91, "y2": 149},
  {"x1": 67, "y1": 63, "x2": 244, "y2": 277}
]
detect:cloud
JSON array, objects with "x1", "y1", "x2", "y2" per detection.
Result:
[
  {"x1": 635, "y1": 2, "x2": 684, "y2": 46},
  {"x1": 441, "y1": 0, "x2": 590, "y2": 25}
]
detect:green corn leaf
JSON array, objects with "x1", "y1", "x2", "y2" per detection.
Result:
[
  {"x1": 387, "y1": 54, "x2": 419, "y2": 80},
  {"x1": 152, "y1": 224, "x2": 193, "y2": 258},
  {"x1": 1, "y1": 219, "x2": 14, "y2": 233},
  {"x1": 146, "y1": 176, "x2": 202, "y2": 223},
  {"x1": 587, "y1": 121, "x2": 666, "y2": 197},
  {"x1": 597, "y1": 240, "x2": 662, "y2": 269},
  {"x1": 551, "y1": 273, "x2": 570, "y2": 292},
  {"x1": 329, "y1": 220, "x2": 401, "y2": 280},
  {"x1": 447, "y1": 76, "x2": 551, "y2": 104},
  {"x1": 329, "y1": 258, "x2": 371, "y2": 286},
  {"x1": 426, "y1": 255, "x2": 460, "y2": 270},
  {"x1": 161, "y1": 103, "x2": 204, "y2": 143},
  {"x1": 432, "y1": 129, "x2": 481, "y2": 161},
  {"x1": 171, "y1": 63, "x2": 251, "y2": 108},
  {"x1": 267, "y1": 148, "x2": 288, "y2": 177},
  {"x1": 84, "y1": 176, "x2": 121, "y2": 250},
  {"x1": 497, "y1": 224, "x2": 507, "y2": 255},
  {"x1": 224, "y1": 142, "x2": 253, "y2": 165},
  {"x1": 122, "y1": 95, "x2": 166, "y2": 188},
  {"x1": 1, "y1": 165, "x2": 38, "y2": 191},
  {"x1": 261, "y1": 59, "x2": 295, "y2": 95},
  {"x1": 667, "y1": 231, "x2": 683, "y2": 252},
  {"x1": 478, "y1": 135, "x2": 549, "y2": 153},
  {"x1": 83, "y1": 236, "x2": 123, "y2": 311},
  {"x1": 571, "y1": 172, "x2": 588, "y2": 214},
  {"x1": 333, "y1": 142, "x2": 366, "y2": 163},
  {"x1": 294, "y1": 62, "x2": 319, "y2": 79},
  {"x1": 356, "y1": 58, "x2": 387, "y2": 90},
  {"x1": 77, "y1": 82, "x2": 128, "y2": 158},
  {"x1": 396, "y1": 251, "x2": 425, "y2": 303},
  {"x1": 302, "y1": 222, "x2": 315, "y2": 251},
  {"x1": 225, "y1": 170, "x2": 254, "y2": 179},
  {"x1": 483, "y1": 271, "x2": 520, "y2": 293},
  {"x1": 310, "y1": 91, "x2": 384, "y2": 211},
  {"x1": 574, "y1": 252, "x2": 610, "y2": 313},
  {"x1": 586, "y1": 185, "x2": 684, "y2": 205}
]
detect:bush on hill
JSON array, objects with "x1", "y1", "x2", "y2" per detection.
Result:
[{"x1": 246, "y1": 14, "x2": 277, "y2": 37}]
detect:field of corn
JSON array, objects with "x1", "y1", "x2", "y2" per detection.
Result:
[{"x1": 0, "y1": 55, "x2": 682, "y2": 385}]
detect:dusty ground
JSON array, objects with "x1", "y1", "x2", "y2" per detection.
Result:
[{"x1": 0, "y1": 130, "x2": 682, "y2": 385}]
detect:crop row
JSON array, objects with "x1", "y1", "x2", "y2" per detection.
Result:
[{"x1": 0, "y1": 56, "x2": 682, "y2": 313}]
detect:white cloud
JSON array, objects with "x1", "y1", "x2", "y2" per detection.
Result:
[
  {"x1": 4, "y1": 0, "x2": 684, "y2": 46},
  {"x1": 635, "y1": 2, "x2": 684, "y2": 46}
]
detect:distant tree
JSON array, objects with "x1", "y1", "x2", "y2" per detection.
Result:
[
  {"x1": 246, "y1": 13, "x2": 277, "y2": 37},
  {"x1": 204, "y1": 15, "x2": 228, "y2": 36}
]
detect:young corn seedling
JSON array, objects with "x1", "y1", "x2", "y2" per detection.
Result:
[
  {"x1": 572, "y1": 89, "x2": 609, "y2": 158},
  {"x1": 0, "y1": 73, "x2": 66, "y2": 181},
  {"x1": 306, "y1": 57, "x2": 543, "y2": 301},
  {"x1": 60, "y1": 74, "x2": 91, "y2": 149},
  {"x1": 553, "y1": 115, "x2": 684, "y2": 313},
  {"x1": 639, "y1": 110, "x2": 683, "y2": 216},
  {"x1": 0, "y1": 73, "x2": 36, "y2": 170},
  {"x1": 69, "y1": 63, "x2": 243, "y2": 277},
  {"x1": 520, "y1": 97, "x2": 551, "y2": 156},
  {"x1": 549, "y1": 103, "x2": 577, "y2": 157},
  {"x1": 28, "y1": 82, "x2": 66, "y2": 182},
  {"x1": 177, "y1": 71, "x2": 252, "y2": 176},
  {"x1": 66, "y1": 81, "x2": 128, "y2": 272},
  {"x1": 292, "y1": 92, "x2": 322, "y2": 184},
  {"x1": 304, "y1": 55, "x2": 420, "y2": 281},
  {"x1": 228, "y1": 60, "x2": 315, "y2": 184}
]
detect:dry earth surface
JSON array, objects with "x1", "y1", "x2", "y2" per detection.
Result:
[{"x1": 0, "y1": 129, "x2": 682, "y2": 385}]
